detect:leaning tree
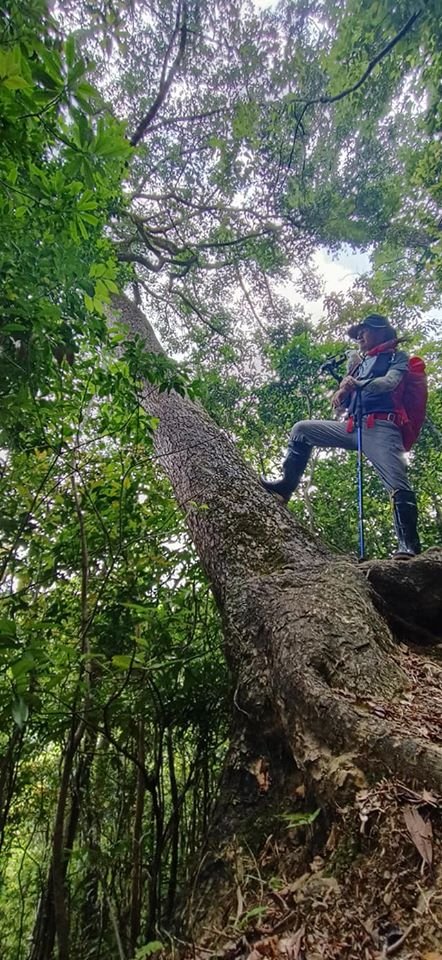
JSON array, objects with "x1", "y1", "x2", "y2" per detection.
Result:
[
  {"x1": 112, "y1": 290, "x2": 442, "y2": 947},
  {"x1": 113, "y1": 291, "x2": 442, "y2": 793},
  {"x1": 105, "y1": 0, "x2": 442, "y2": 801},
  {"x1": 103, "y1": 0, "x2": 442, "y2": 946}
]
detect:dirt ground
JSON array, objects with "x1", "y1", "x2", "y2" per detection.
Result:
[{"x1": 180, "y1": 778, "x2": 441, "y2": 960}]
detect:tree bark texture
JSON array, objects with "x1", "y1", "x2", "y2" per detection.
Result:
[{"x1": 113, "y1": 294, "x2": 442, "y2": 807}]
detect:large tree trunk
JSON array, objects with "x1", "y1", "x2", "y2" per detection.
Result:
[{"x1": 113, "y1": 295, "x2": 442, "y2": 942}]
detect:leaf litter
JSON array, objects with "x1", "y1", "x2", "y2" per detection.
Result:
[
  {"x1": 175, "y1": 647, "x2": 442, "y2": 960},
  {"x1": 178, "y1": 779, "x2": 442, "y2": 960}
]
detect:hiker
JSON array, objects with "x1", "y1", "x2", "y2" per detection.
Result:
[{"x1": 261, "y1": 314, "x2": 421, "y2": 558}]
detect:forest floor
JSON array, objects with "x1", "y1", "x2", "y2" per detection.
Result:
[
  {"x1": 179, "y1": 780, "x2": 442, "y2": 960},
  {"x1": 175, "y1": 647, "x2": 442, "y2": 960}
]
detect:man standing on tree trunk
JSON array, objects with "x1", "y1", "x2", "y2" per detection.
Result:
[{"x1": 261, "y1": 314, "x2": 421, "y2": 558}]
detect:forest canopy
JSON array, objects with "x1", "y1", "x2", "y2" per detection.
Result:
[{"x1": 0, "y1": 1, "x2": 441, "y2": 959}]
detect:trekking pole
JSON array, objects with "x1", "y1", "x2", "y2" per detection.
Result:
[{"x1": 355, "y1": 387, "x2": 365, "y2": 561}]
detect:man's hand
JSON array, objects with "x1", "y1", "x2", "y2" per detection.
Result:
[
  {"x1": 339, "y1": 375, "x2": 359, "y2": 392},
  {"x1": 331, "y1": 375, "x2": 359, "y2": 409},
  {"x1": 331, "y1": 389, "x2": 347, "y2": 409}
]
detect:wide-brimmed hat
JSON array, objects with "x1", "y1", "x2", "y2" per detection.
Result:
[{"x1": 347, "y1": 313, "x2": 396, "y2": 340}]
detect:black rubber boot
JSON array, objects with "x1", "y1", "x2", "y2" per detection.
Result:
[
  {"x1": 260, "y1": 441, "x2": 311, "y2": 503},
  {"x1": 392, "y1": 489, "x2": 421, "y2": 559}
]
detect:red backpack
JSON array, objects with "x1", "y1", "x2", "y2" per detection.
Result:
[{"x1": 392, "y1": 356, "x2": 428, "y2": 451}]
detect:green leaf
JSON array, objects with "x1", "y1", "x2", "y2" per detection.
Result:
[
  {"x1": 232, "y1": 101, "x2": 259, "y2": 140},
  {"x1": 0, "y1": 46, "x2": 21, "y2": 77},
  {"x1": 65, "y1": 36, "x2": 76, "y2": 69},
  {"x1": 102, "y1": 277, "x2": 119, "y2": 293},
  {"x1": 92, "y1": 296, "x2": 105, "y2": 314},
  {"x1": 239, "y1": 905, "x2": 268, "y2": 927},
  {"x1": 3, "y1": 75, "x2": 29, "y2": 90},
  {"x1": 121, "y1": 601, "x2": 153, "y2": 614},
  {"x1": 68, "y1": 59, "x2": 88, "y2": 85},
  {"x1": 95, "y1": 278, "x2": 110, "y2": 299},
  {"x1": 6, "y1": 164, "x2": 18, "y2": 185},
  {"x1": 89, "y1": 262, "x2": 107, "y2": 277},
  {"x1": 112, "y1": 654, "x2": 134, "y2": 670},
  {"x1": 0, "y1": 618, "x2": 16, "y2": 638},
  {"x1": 76, "y1": 80, "x2": 100, "y2": 99},
  {"x1": 76, "y1": 215, "x2": 89, "y2": 240},
  {"x1": 30, "y1": 66, "x2": 60, "y2": 90},
  {"x1": 11, "y1": 653, "x2": 35, "y2": 679},
  {"x1": 80, "y1": 212, "x2": 99, "y2": 226},
  {"x1": 94, "y1": 137, "x2": 130, "y2": 159},
  {"x1": 281, "y1": 809, "x2": 321, "y2": 827},
  {"x1": 74, "y1": 111, "x2": 92, "y2": 148},
  {"x1": 133, "y1": 942, "x2": 163, "y2": 959},
  {"x1": 77, "y1": 191, "x2": 97, "y2": 211}
]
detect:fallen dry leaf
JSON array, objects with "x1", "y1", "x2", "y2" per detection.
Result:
[
  {"x1": 279, "y1": 926, "x2": 305, "y2": 959},
  {"x1": 325, "y1": 822, "x2": 338, "y2": 852},
  {"x1": 422, "y1": 788, "x2": 440, "y2": 806},
  {"x1": 247, "y1": 936, "x2": 278, "y2": 958},
  {"x1": 403, "y1": 805, "x2": 433, "y2": 867}
]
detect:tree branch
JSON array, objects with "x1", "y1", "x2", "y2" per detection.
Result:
[
  {"x1": 318, "y1": 9, "x2": 422, "y2": 106},
  {"x1": 236, "y1": 267, "x2": 268, "y2": 334},
  {"x1": 130, "y1": 0, "x2": 188, "y2": 146},
  {"x1": 142, "y1": 106, "x2": 224, "y2": 135},
  {"x1": 117, "y1": 251, "x2": 166, "y2": 272},
  {"x1": 194, "y1": 227, "x2": 279, "y2": 252},
  {"x1": 284, "y1": 10, "x2": 422, "y2": 177},
  {"x1": 175, "y1": 290, "x2": 229, "y2": 337}
]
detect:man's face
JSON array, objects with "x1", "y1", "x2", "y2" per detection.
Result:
[{"x1": 357, "y1": 325, "x2": 386, "y2": 353}]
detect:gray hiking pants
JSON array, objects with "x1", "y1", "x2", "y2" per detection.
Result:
[{"x1": 290, "y1": 418, "x2": 411, "y2": 493}]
